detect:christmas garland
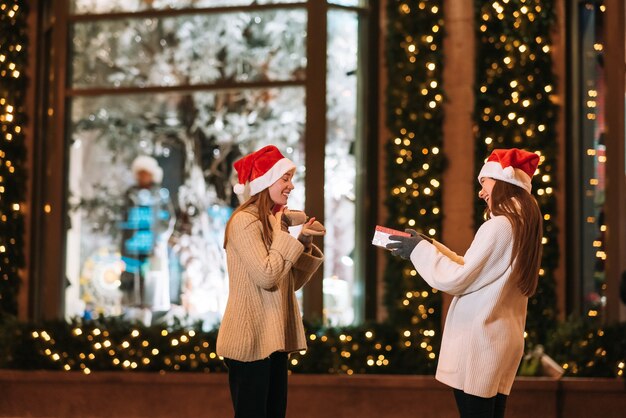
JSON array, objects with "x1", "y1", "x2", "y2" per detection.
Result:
[
  {"x1": 1, "y1": 316, "x2": 623, "y2": 378},
  {"x1": 473, "y1": 0, "x2": 558, "y2": 344},
  {"x1": 0, "y1": 0, "x2": 28, "y2": 316},
  {"x1": 382, "y1": 0, "x2": 446, "y2": 372}
]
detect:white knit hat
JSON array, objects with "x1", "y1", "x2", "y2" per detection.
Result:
[{"x1": 131, "y1": 155, "x2": 163, "y2": 184}]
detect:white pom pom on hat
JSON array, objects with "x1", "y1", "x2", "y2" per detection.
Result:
[
  {"x1": 477, "y1": 148, "x2": 540, "y2": 193},
  {"x1": 233, "y1": 183, "x2": 245, "y2": 195},
  {"x1": 233, "y1": 145, "x2": 296, "y2": 196}
]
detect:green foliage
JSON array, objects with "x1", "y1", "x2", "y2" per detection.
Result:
[
  {"x1": 0, "y1": 318, "x2": 439, "y2": 375},
  {"x1": 0, "y1": 313, "x2": 20, "y2": 367},
  {"x1": 383, "y1": 1, "x2": 445, "y2": 362},
  {"x1": 473, "y1": 0, "x2": 558, "y2": 344},
  {"x1": 5, "y1": 317, "x2": 226, "y2": 372},
  {"x1": 291, "y1": 322, "x2": 438, "y2": 375},
  {"x1": 1, "y1": 317, "x2": 622, "y2": 378},
  {"x1": 546, "y1": 317, "x2": 626, "y2": 378},
  {"x1": 0, "y1": 0, "x2": 28, "y2": 315}
]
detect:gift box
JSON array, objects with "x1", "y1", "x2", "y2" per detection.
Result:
[{"x1": 372, "y1": 226, "x2": 410, "y2": 250}]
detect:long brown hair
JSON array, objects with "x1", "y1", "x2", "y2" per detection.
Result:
[
  {"x1": 223, "y1": 189, "x2": 275, "y2": 249},
  {"x1": 485, "y1": 180, "x2": 543, "y2": 297}
]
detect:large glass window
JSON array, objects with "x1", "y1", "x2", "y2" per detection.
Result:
[
  {"x1": 324, "y1": 8, "x2": 360, "y2": 325},
  {"x1": 71, "y1": 11, "x2": 307, "y2": 88},
  {"x1": 61, "y1": 1, "x2": 371, "y2": 327},
  {"x1": 65, "y1": 89, "x2": 306, "y2": 326}
]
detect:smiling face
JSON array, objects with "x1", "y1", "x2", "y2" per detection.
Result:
[
  {"x1": 478, "y1": 177, "x2": 497, "y2": 210},
  {"x1": 268, "y1": 169, "x2": 295, "y2": 206}
]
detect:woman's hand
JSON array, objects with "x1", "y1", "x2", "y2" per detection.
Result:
[
  {"x1": 386, "y1": 229, "x2": 423, "y2": 259},
  {"x1": 300, "y1": 218, "x2": 326, "y2": 237},
  {"x1": 272, "y1": 207, "x2": 289, "y2": 232},
  {"x1": 298, "y1": 218, "x2": 325, "y2": 251}
]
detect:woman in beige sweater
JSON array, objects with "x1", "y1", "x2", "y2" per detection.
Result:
[{"x1": 217, "y1": 145, "x2": 324, "y2": 418}]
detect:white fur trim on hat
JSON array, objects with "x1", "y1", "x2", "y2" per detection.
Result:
[
  {"x1": 131, "y1": 155, "x2": 163, "y2": 184},
  {"x1": 233, "y1": 157, "x2": 295, "y2": 197},
  {"x1": 478, "y1": 161, "x2": 532, "y2": 193}
]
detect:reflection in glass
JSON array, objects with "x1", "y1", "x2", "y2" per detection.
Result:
[
  {"x1": 71, "y1": 0, "x2": 300, "y2": 14},
  {"x1": 71, "y1": 10, "x2": 307, "y2": 88},
  {"x1": 579, "y1": 3, "x2": 607, "y2": 318},
  {"x1": 65, "y1": 88, "x2": 306, "y2": 326},
  {"x1": 324, "y1": 10, "x2": 359, "y2": 325}
]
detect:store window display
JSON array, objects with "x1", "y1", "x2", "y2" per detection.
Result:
[{"x1": 119, "y1": 156, "x2": 176, "y2": 324}]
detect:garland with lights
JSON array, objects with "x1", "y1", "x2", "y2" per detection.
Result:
[
  {"x1": 0, "y1": 0, "x2": 27, "y2": 316},
  {"x1": 473, "y1": 0, "x2": 558, "y2": 345},
  {"x1": 1, "y1": 317, "x2": 623, "y2": 377},
  {"x1": 382, "y1": 0, "x2": 445, "y2": 371}
]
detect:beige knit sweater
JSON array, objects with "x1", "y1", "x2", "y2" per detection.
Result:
[{"x1": 216, "y1": 206, "x2": 324, "y2": 362}]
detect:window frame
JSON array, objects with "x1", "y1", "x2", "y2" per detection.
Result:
[{"x1": 28, "y1": 0, "x2": 379, "y2": 323}]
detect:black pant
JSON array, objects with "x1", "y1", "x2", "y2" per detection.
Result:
[
  {"x1": 224, "y1": 352, "x2": 289, "y2": 418},
  {"x1": 453, "y1": 389, "x2": 508, "y2": 418}
]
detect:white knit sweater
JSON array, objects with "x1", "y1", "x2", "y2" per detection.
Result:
[
  {"x1": 410, "y1": 215, "x2": 528, "y2": 397},
  {"x1": 216, "y1": 207, "x2": 324, "y2": 362}
]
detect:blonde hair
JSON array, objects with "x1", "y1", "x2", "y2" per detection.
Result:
[
  {"x1": 223, "y1": 189, "x2": 275, "y2": 249},
  {"x1": 485, "y1": 180, "x2": 543, "y2": 296}
]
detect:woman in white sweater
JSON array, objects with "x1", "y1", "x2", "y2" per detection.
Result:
[
  {"x1": 387, "y1": 148, "x2": 543, "y2": 418},
  {"x1": 217, "y1": 145, "x2": 324, "y2": 418}
]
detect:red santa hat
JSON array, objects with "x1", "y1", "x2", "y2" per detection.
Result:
[
  {"x1": 478, "y1": 148, "x2": 539, "y2": 193},
  {"x1": 131, "y1": 155, "x2": 163, "y2": 184},
  {"x1": 233, "y1": 145, "x2": 296, "y2": 197}
]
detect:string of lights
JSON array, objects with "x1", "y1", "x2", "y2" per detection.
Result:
[
  {"x1": 473, "y1": 0, "x2": 558, "y2": 345},
  {"x1": 0, "y1": 0, "x2": 27, "y2": 316},
  {"x1": 16, "y1": 320, "x2": 439, "y2": 375},
  {"x1": 14, "y1": 320, "x2": 224, "y2": 372},
  {"x1": 382, "y1": 1, "x2": 445, "y2": 371}
]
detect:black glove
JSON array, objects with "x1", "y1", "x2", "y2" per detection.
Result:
[
  {"x1": 418, "y1": 233, "x2": 433, "y2": 244},
  {"x1": 386, "y1": 229, "x2": 424, "y2": 260}
]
